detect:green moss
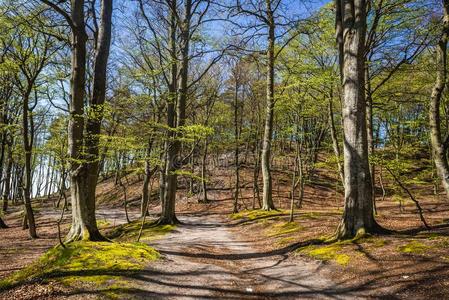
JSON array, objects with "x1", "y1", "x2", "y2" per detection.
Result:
[
  {"x1": 265, "y1": 221, "x2": 303, "y2": 237},
  {"x1": 334, "y1": 254, "x2": 351, "y2": 266},
  {"x1": 300, "y1": 212, "x2": 320, "y2": 220},
  {"x1": 298, "y1": 244, "x2": 350, "y2": 266},
  {"x1": 0, "y1": 241, "x2": 159, "y2": 291},
  {"x1": 425, "y1": 233, "x2": 449, "y2": 247},
  {"x1": 360, "y1": 237, "x2": 389, "y2": 248},
  {"x1": 427, "y1": 233, "x2": 441, "y2": 240},
  {"x1": 97, "y1": 219, "x2": 111, "y2": 229},
  {"x1": 107, "y1": 220, "x2": 175, "y2": 242},
  {"x1": 230, "y1": 209, "x2": 287, "y2": 221},
  {"x1": 398, "y1": 240, "x2": 431, "y2": 254},
  {"x1": 276, "y1": 236, "x2": 296, "y2": 246}
]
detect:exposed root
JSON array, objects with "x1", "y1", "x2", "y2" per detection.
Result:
[
  {"x1": 65, "y1": 226, "x2": 110, "y2": 243},
  {"x1": 155, "y1": 215, "x2": 181, "y2": 226},
  {"x1": 333, "y1": 220, "x2": 391, "y2": 241}
]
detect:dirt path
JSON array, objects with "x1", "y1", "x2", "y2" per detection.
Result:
[
  {"x1": 128, "y1": 213, "x2": 357, "y2": 299},
  {"x1": 1, "y1": 203, "x2": 361, "y2": 299}
]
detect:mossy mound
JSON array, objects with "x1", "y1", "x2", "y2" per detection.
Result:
[
  {"x1": 398, "y1": 240, "x2": 431, "y2": 254},
  {"x1": 107, "y1": 219, "x2": 175, "y2": 242},
  {"x1": 0, "y1": 241, "x2": 159, "y2": 292},
  {"x1": 298, "y1": 244, "x2": 350, "y2": 266},
  {"x1": 231, "y1": 209, "x2": 287, "y2": 221},
  {"x1": 265, "y1": 221, "x2": 303, "y2": 237}
]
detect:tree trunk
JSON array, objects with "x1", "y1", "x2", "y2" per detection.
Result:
[
  {"x1": 365, "y1": 66, "x2": 376, "y2": 213},
  {"x1": 328, "y1": 94, "x2": 344, "y2": 186},
  {"x1": 430, "y1": 0, "x2": 449, "y2": 201},
  {"x1": 335, "y1": 0, "x2": 381, "y2": 239},
  {"x1": 261, "y1": 2, "x2": 276, "y2": 211},
  {"x1": 200, "y1": 138, "x2": 208, "y2": 203},
  {"x1": 159, "y1": 0, "x2": 189, "y2": 225},
  {"x1": 66, "y1": 0, "x2": 112, "y2": 242},
  {"x1": 2, "y1": 146, "x2": 12, "y2": 213},
  {"x1": 22, "y1": 93, "x2": 37, "y2": 239},
  {"x1": 141, "y1": 139, "x2": 153, "y2": 217},
  {"x1": 233, "y1": 78, "x2": 240, "y2": 213}
]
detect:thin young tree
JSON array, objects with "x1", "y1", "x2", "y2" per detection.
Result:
[{"x1": 230, "y1": 0, "x2": 302, "y2": 211}]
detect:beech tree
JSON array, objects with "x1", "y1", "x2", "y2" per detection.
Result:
[
  {"x1": 430, "y1": 0, "x2": 449, "y2": 200},
  {"x1": 42, "y1": 0, "x2": 113, "y2": 241},
  {"x1": 335, "y1": 0, "x2": 382, "y2": 238},
  {"x1": 10, "y1": 29, "x2": 56, "y2": 238}
]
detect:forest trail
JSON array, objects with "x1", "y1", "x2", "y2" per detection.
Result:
[{"x1": 133, "y1": 212, "x2": 354, "y2": 299}]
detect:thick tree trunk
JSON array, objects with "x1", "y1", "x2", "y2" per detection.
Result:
[
  {"x1": 159, "y1": 0, "x2": 189, "y2": 225},
  {"x1": 261, "y1": 2, "x2": 276, "y2": 211},
  {"x1": 430, "y1": 0, "x2": 449, "y2": 201},
  {"x1": 66, "y1": 0, "x2": 112, "y2": 242},
  {"x1": 335, "y1": 0, "x2": 381, "y2": 239}
]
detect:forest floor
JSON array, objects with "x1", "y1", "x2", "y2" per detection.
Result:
[{"x1": 2, "y1": 163, "x2": 449, "y2": 299}]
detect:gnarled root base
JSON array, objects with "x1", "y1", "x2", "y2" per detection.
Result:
[
  {"x1": 333, "y1": 220, "x2": 391, "y2": 241},
  {"x1": 156, "y1": 214, "x2": 181, "y2": 225},
  {"x1": 261, "y1": 204, "x2": 276, "y2": 211},
  {"x1": 65, "y1": 224, "x2": 109, "y2": 243}
]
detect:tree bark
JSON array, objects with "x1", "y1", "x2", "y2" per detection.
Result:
[
  {"x1": 365, "y1": 65, "x2": 376, "y2": 214},
  {"x1": 233, "y1": 80, "x2": 240, "y2": 213},
  {"x1": 141, "y1": 139, "x2": 153, "y2": 217},
  {"x1": 430, "y1": 0, "x2": 449, "y2": 201},
  {"x1": 22, "y1": 92, "x2": 37, "y2": 238},
  {"x1": 261, "y1": 0, "x2": 276, "y2": 211},
  {"x1": 200, "y1": 138, "x2": 209, "y2": 203},
  {"x1": 159, "y1": 0, "x2": 189, "y2": 225},
  {"x1": 335, "y1": 0, "x2": 382, "y2": 239},
  {"x1": 66, "y1": 0, "x2": 112, "y2": 242},
  {"x1": 2, "y1": 145, "x2": 12, "y2": 213}
]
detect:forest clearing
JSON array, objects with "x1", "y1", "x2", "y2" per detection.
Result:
[{"x1": 1, "y1": 0, "x2": 449, "y2": 299}]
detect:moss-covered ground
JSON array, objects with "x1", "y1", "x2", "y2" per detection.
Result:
[
  {"x1": 298, "y1": 244, "x2": 351, "y2": 266},
  {"x1": 106, "y1": 219, "x2": 176, "y2": 242},
  {"x1": 0, "y1": 241, "x2": 158, "y2": 295},
  {"x1": 230, "y1": 209, "x2": 288, "y2": 221},
  {"x1": 0, "y1": 218, "x2": 176, "y2": 298}
]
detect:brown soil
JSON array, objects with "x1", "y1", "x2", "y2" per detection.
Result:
[{"x1": 1, "y1": 163, "x2": 449, "y2": 299}]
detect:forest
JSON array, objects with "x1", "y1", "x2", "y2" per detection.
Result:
[{"x1": 0, "y1": 0, "x2": 448, "y2": 299}]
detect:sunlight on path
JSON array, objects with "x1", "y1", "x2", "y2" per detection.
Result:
[{"x1": 132, "y1": 213, "x2": 358, "y2": 299}]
